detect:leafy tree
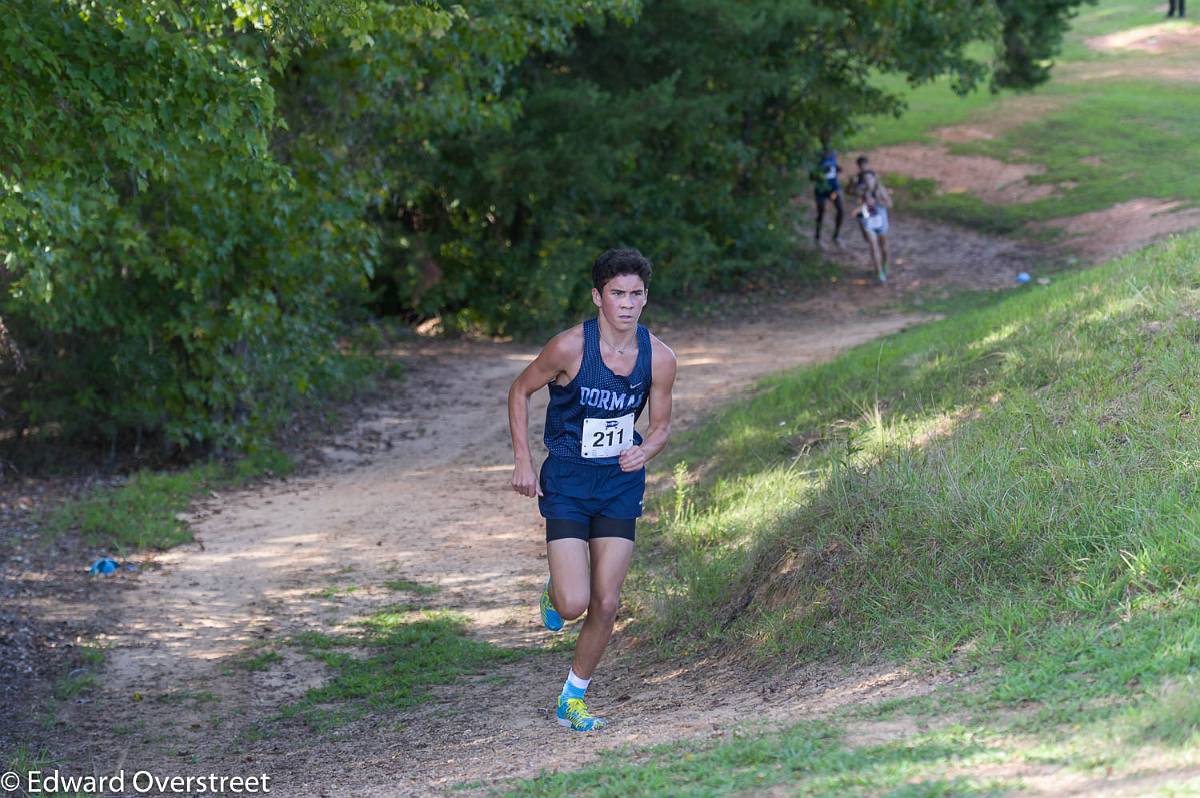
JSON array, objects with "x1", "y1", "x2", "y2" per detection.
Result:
[
  {"x1": 372, "y1": 0, "x2": 1092, "y2": 334},
  {"x1": 0, "y1": 0, "x2": 634, "y2": 452},
  {"x1": 0, "y1": 0, "x2": 1088, "y2": 453}
]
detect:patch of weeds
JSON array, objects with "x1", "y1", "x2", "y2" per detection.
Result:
[
  {"x1": 311, "y1": 585, "x2": 361, "y2": 599},
  {"x1": 46, "y1": 466, "x2": 218, "y2": 552},
  {"x1": 240, "y1": 721, "x2": 276, "y2": 743},
  {"x1": 541, "y1": 631, "x2": 580, "y2": 654},
  {"x1": 290, "y1": 630, "x2": 347, "y2": 650},
  {"x1": 232, "y1": 650, "x2": 283, "y2": 672},
  {"x1": 44, "y1": 448, "x2": 293, "y2": 553},
  {"x1": 5, "y1": 746, "x2": 94, "y2": 797},
  {"x1": 54, "y1": 672, "x2": 97, "y2": 701},
  {"x1": 76, "y1": 647, "x2": 106, "y2": 667},
  {"x1": 281, "y1": 608, "x2": 522, "y2": 732},
  {"x1": 1133, "y1": 675, "x2": 1200, "y2": 747},
  {"x1": 383, "y1": 579, "x2": 440, "y2": 595},
  {"x1": 231, "y1": 447, "x2": 295, "y2": 484},
  {"x1": 382, "y1": 359, "x2": 406, "y2": 381}
]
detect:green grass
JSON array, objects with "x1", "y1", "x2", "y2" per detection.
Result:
[
  {"x1": 615, "y1": 231, "x2": 1200, "y2": 781},
  {"x1": 499, "y1": 720, "x2": 1012, "y2": 798},
  {"x1": 957, "y1": 81, "x2": 1200, "y2": 219},
  {"x1": 53, "y1": 672, "x2": 97, "y2": 701},
  {"x1": 311, "y1": 584, "x2": 361, "y2": 598},
  {"x1": 868, "y1": 76, "x2": 1200, "y2": 232},
  {"x1": 383, "y1": 578, "x2": 441, "y2": 595},
  {"x1": 1057, "y1": 0, "x2": 1181, "y2": 60},
  {"x1": 841, "y1": 0, "x2": 1200, "y2": 239},
  {"x1": 279, "y1": 607, "x2": 523, "y2": 732},
  {"x1": 232, "y1": 650, "x2": 283, "y2": 672},
  {"x1": 45, "y1": 448, "x2": 294, "y2": 553},
  {"x1": 4, "y1": 747, "x2": 93, "y2": 798}
]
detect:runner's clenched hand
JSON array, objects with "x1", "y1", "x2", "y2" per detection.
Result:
[
  {"x1": 512, "y1": 461, "x2": 543, "y2": 497},
  {"x1": 618, "y1": 445, "x2": 647, "y2": 472}
]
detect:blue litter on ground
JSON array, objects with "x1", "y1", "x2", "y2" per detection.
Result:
[
  {"x1": 88, "y1": 557, "x2": 119, "y2": 576},
  {"x1": 1016, "y1": 271, "x2": 1032, "y2": 284}
]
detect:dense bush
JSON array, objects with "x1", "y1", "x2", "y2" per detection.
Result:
[{"x1": 0, "y1": 0, "x2": 633, "y2": 452}]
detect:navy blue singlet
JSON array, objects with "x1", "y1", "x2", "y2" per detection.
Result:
[{"x1": 543, "y1": 318, "x2": 652, "y2": 467}]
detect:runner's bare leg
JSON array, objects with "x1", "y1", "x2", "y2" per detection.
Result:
[
  {"x1": 547, "y1": 538, "x2": 591, "y2": 620},
  {"x1": 571, "y1": 536, "x2": 634, "y2": 679}
]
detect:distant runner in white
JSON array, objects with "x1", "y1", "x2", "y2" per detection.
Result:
[{"x1": 852, "y1": 155, "x2": 896, "y2": 284}]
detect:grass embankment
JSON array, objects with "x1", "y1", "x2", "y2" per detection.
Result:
[
  {"x1": 646, "y1": 231, "x2": 1200, "y2": 665},
  {"x1": 504, "y1": 233, "x2": 1200, "y2": 796}
]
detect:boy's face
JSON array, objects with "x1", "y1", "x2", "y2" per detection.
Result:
[{"x1": 592, "y1": 273, "x2": 647, "y2": 332}]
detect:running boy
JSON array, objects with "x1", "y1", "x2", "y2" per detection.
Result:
[
  {"x1": 852, "y1": 156, "x2": 894, "y2": 283},
  {"x1": 508, "y1": 248, "x2": 677, "y2": 732}
]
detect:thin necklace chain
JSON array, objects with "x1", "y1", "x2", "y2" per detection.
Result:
[{"x1": 599, "y1": 329, "x2": 636, "y2": 354}]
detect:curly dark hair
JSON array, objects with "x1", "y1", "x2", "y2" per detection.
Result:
[{"x1": 592, "y1": 248, "x2": 652, "y2": 291}]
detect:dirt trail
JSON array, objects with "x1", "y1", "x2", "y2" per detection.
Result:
[{"x1": 22, "y1": 215, "x2": 1046, "y2": 795}]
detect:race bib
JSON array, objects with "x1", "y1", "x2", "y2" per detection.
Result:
[{"x1": 581, "y1": 413, "x2": 635, "y2": 459}]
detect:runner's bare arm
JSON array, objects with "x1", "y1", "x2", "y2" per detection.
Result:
[
  {"x1": 618, "y1": 336, "x2": 677, "y2": 473},
  {"x1": 877, "y1": 177, "x2": 893, "y2": 209},
  {"x1": 508, "y1": 327, "x2": 582, "y2": 497}
]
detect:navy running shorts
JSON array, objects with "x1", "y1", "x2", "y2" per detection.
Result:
[{"x1": 538, "y1": 455, "x2": 645, "y2": 524}]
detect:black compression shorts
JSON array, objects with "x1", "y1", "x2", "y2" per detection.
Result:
[{"x1": 546, "y1": 516, "x2": 636, "y2": 542}]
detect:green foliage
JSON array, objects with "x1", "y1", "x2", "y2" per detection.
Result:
[
  {"x1": 48, "y1": 466, "x2": 216, "y2": 552},
  {"x1": 1, "y1": 0, "x2": 1090, "y2": 445},
  {"x1": 383, "y1": 578, "x2": 440, "y2": 595},
  {"x1": 232, "y1": 650, "x2": 284, "y2": 672},
  {"x1": 992, "y1": 0, "x2": 1097, "y2": 89},
  {"x1": 1, "y1": 0, "x2": 634, "y2": 449},
  {"x1": 0, "y1": 1, "x2": 380, "y2": 452},
  {"x1": 379, "y1": 0, "x2": 1091, "y2": 334}
]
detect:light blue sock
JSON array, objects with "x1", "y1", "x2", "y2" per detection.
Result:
[{"x1": 561, "y1": 668, "x2": 589, "y2": 700}]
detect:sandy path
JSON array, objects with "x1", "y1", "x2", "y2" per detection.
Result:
[{"x1": 35, "y1": 218, "x2": 1045, "y2": 795}]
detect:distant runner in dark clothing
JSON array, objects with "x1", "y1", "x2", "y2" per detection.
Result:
[
  {"x1": 1168, "y1": 0, "x2": 1184, "y2": 17},
  {"x1": 810, "y1": 141, "x2": 844, "y2": 248}
]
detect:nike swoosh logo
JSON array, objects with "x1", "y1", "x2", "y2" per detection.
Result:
[{"x1": 629, "y1": 383, "x2": 643, "y2": 390}]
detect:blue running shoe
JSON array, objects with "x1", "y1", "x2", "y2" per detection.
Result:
[
  {"x1": 540, "y1": 577, "x2": 564, "y2": 632},
  {"x1": 556, "y1": 695, "x2": 606, "y2": 732}
]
